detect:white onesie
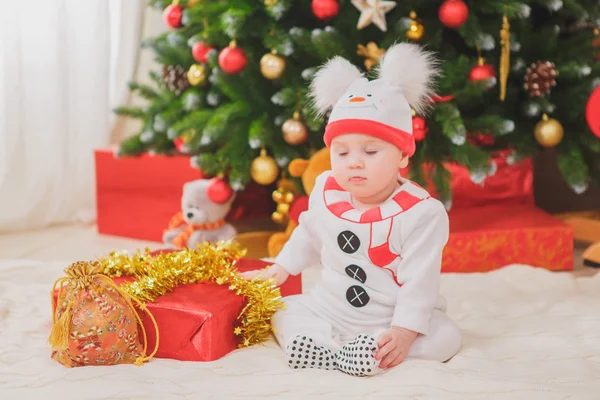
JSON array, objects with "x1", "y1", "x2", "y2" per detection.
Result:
[{"x1": 271, "y1": 171, "x2": 461, "y2": 375}]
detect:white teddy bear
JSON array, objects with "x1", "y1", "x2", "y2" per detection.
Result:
[{"x1": 163, "y1": 178, "x2": 237, "y2": 249}]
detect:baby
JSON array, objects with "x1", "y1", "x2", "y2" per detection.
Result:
[{"x1": 242, "y1": 43, "x2": 461, "y2": 377}]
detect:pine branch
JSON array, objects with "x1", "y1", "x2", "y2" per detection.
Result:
[
  {"x1": 288, "y1": 27, "x2": 317, "y2": 58},
  {"x1": 271, "y1": 88, "x2": 298, "y2": 107},
  {"x1": 167, "y1": 109, "x2": 213, "y2": 140},
  {"x1": 211, "y1": 67, "x2": 254, "y2": 104},
  {"x1": 465, "y1": 115, "x2": 513, "y2": 136},
  {"x1": 148, "y1": 132, "x2": 176, "y2": 154},
  {"x1": 433, "y1": 104, "x2": 490, "y2": 171},
  {"x1": 432, "y1": 162, "x2": 453, "y2": 203},
  {"x1": 144, "y1": 96, "x2": 175, "y2": 116},
  {"x1": 200, "y1": 102, "x2": 251, "y2": 147},
  {"x1": 582, "y1": 132, "x2": 600, "y2": 153},
  {"x1": 195, "y1": 153, "x2": 220, "y2": 175},
  {"x1": 557, "y1": 144, "x2": 590, "y2": 192},
  {"x1": 220, "y1": 7, "x2": 252, "y2": 39},
  {"x1": 248, "y1": 113, "x2": 274, "y2": 150},
  {"x1": 113, "y1": 106, "x2": 146, "y2": 119},
  {"x1": 127, "y1": 81, "x2": 161, "y2": 100},
  {"x1": 265, "y1": 0, "x2": 292, "y2": 21},
  {"x1": 558, "y1": 61, "x2": 593, "y2": 81},
  {"x1": 437, "y1": 55, "x2": 474, "y2": 94},
  {"x1": 433, "y1": 103, "x2": 468, "y2": 149},
  {"x1": 562, "y1": 0, "x2": 590, "y2": 19},
  {"x1": 146, "y1": 35, "x2": 193, "y2": 66},
  {"x1": 457, "y1": 11, "x2": 485, "y2": 49},
  {"x1": 219, "y1": 123, "x2": 254, "y2": 187},
  {"x1": 302, "y1": 101, "x2": 325, "y2": 132},
  {"x1": 311, "y1": 28, "x2": 345, "y2": 60},
  {"x1": 148, "y1": 0, "x2": 169, "y2": 9},
  {"x1": 264, "y1": 31, "x2": 295, "y2": 57},
  {"x1": 148, "y1": 71, "x2": 162, "y2": 85},
  {"x1": 118, "y1": 135, "x2": 146, "y2": 156}
]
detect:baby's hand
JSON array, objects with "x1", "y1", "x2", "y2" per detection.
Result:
[
  {"x1": 375, "y1": 327, "x2": 418, "y2": 369},
  {"x1": 239, "y1": 263, "x2": 290, "y2": 286}
]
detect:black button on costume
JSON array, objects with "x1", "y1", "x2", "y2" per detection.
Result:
[
  {"x1": 345, "y1": 264, "x2": 367, "y2": 284},
  {"x1": 346, "y1": 285, "x2": 370, "y2": 308},
  {"x1": 337, "y1": 231, "x2": 360, "y2": 254}
]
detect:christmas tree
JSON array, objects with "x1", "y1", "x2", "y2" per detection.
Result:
[{"x1": 115, "y1": 0, "x2": 600, "y2": 202}]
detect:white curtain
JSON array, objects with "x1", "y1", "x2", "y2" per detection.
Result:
[{"x1": 0, "y1": 0, "x2": 145, "y2": 232}]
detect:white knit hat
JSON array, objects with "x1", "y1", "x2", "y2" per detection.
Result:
[{"x1": 309, "y1": 43, "x2": 439, "y2": 157}]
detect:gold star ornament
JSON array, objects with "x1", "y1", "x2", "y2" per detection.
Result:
[
  {"x1": 351, "y1": 0, "x2": 397, "y2": 32},
  {"x1": 357, "y1": 42, "x2": 386, "y2": 70}
]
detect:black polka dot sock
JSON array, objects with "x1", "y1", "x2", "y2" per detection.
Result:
[
  {"x1": 285, "y1": 335, "x2": 336, "y2": 371},
  {"x1": 335, "y1": 334, "x2": 380, "y2": 377}
]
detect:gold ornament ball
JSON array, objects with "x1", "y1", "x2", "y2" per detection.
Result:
[
  {"x1": 277, "y1": 202, "x2": 290, "y2": 215},
  {"x1": 271, "y1": 211, "x2": 285, "y2": 224},
  {"x1": 534, "y1": 114, "x2": 564, "y2": 147},
  {"x1": 406, "y1": 22, "x2": 424, "y2": 41},
  {"x1": 251, "y1": 149, "x2": 279, "y2": 185},
  {"x1": 187, "y1": 64, "x2": 207, "y2": 86},
  {"x1": 282, "y1": 118, "x2": 308, "y2": 145},
  {"x1": 260, "y1": 52, "x2": 286, "y2": 80},
  {"x1": 406, "y1": 13, "x2": 424, "y2": 41},
  {"x1": 272, "y1": 190, "x2": 283, "y2": 202},
  {"x1": 283, "y1": 191, "x2": 295, "y2": 204}
]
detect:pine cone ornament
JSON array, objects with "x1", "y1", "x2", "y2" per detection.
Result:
[
  {"x1": 162, "y1": 65, "x2": 191, "y2": 95},
  {"x1": 524, "y1": 61, "x2": 557, "y2": 97}
]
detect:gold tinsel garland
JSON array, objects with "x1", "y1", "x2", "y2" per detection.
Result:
[{"x1": 99, "y1": 241, "x2": 284, "y2": 348}]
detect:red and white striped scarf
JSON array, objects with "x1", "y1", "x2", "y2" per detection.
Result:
[{"x1": 322, "y1": 174, "x2": 429, "y2": 268}]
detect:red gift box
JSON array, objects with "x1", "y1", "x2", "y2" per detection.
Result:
[
  {"x1": 423, "y1": 150, "x2": 534, "y2": 209},
  {"x1": 95, "y1": 148, "x2": 272, "y2": 242},
  {"x1": 442, "y1": 203, "x2": 574, "y2": 273},
  {"x1": 53, "y1": 258, "x2": 302, "y2": 362},
  {"x1": 417, "y1": 151, "x2": 573, "y2": 273}
]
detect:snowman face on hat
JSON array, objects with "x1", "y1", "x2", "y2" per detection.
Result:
[
  {"x1": 335, "y1": 79, "x2": 384, "y2": 111},
  {"x1": 328, "y1": 78, "x2": 412, "y2": 134}
]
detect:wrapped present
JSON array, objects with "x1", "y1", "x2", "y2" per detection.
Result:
[
  {"x1": 53, "y1": 247, "x2": 302, "y2": 362},
  {"x1": 95, "y1": 148, "x2": 272, "y2": 242},
  {"x1": 423, "y1": 150, "x2": 534, "y2": 209},
  {"x1": 443, "y1": 203, "x2": 574, "y2": 273}
]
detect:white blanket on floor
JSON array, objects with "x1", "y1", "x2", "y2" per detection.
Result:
[{"x1": 1, "y1": 260, "x2": 599, "y2": 399}]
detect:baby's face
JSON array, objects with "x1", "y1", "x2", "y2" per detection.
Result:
[{"x1": 330, "y1": 134, "x2": 407, "y2": 201}]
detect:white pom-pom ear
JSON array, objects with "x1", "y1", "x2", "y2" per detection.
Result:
[
  {"x1": 309, "y1": 56, "x2": 364, "y2": 117},
  {"x1": 374, "y1": 42, "x2": 440, "y2": 115}
]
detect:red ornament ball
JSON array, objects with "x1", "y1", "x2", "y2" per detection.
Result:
[
  {"x1": 469, "y1": 62, "x2": 497, "y2": 87},
  {"x1": 312, "y1": 0, "x2": 340, "y2": 20},
  {"x1": 218, "y1": 45, "x2": 248, "y2": 74},
  {"x1": 412, "y1": 116, "x2": 429, "y2": 142},
  {"x1": 163, "y1": 4, "x2": 183, "y2": 29},
  {"x1": 467, "y1": 132, "x2": 496, "y2": 147},
  {"x1": 192, "y1": 42, "x2": 215, "y2": 64},
  {"x1": 439, "y1": 0, "x2": 469, "y2": 29},
  {"x1": 207, "y1": 178, "x2": 234, "y2": 204},
  {"x1": 586, "y1": 85, "x2": 600, "y2": 139},
  {"x1": 174, "y1": 137, "x2": 187, "y2": 153}
]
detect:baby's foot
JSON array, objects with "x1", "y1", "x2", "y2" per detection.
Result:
[
  {"x1": 285, "y1": 335, "x2": 336, "y2": 370},
  {"x1": 335, "y1": 334, "x2": 380, "y2": 377}
]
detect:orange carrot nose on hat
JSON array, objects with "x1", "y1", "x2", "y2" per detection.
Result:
[{"x1": 308, "y1": 42, "x2": 440, "y2": 157}]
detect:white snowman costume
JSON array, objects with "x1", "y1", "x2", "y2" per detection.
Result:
[{"x1": 270, "y1": 43, "x2": 461, "y2": 376}]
